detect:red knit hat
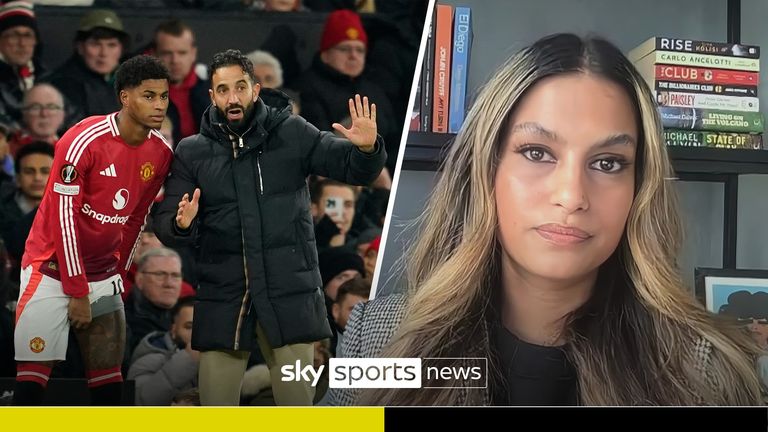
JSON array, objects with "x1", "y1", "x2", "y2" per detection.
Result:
[
  {"x1": 320, "y1": 9, "x2": 368, "y2": 52},
  {"x1": 366, "y1": 235, "x2": 381, "y2": 255},
  {"x1": 0, "y1": 1, "x2": 36, "y2": 35}
]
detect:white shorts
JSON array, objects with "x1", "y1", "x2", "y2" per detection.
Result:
[{"x1": 14, "y1": 265, "x2": 124, "y2": 362}]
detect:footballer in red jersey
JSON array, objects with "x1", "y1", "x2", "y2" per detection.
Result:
[{"x1": 13, "y1": 55, "x2": 173, "y2": 405}]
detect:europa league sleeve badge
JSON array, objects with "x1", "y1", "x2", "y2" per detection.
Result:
[{"x1": 60, "y1": 164, "x2": 78, "y2": 184}]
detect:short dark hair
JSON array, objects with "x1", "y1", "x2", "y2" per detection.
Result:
[
  {"x1": 309, "y1": 178, "x2": 357, "y2": 204},
  {"x1": 171, "y1": 295, "x2": 196, "y2": 321},
  {"x1": 209, "y1": 49, "x2": 256, "y2": 85},
  {"x1": 155, "y1": 18, "x2": 194, "y2": 42},
  {"x1": 335, "y1": 276, "x2": 370, "y2": 304},
  {"x1": 114, "y1": 55, "x2": 170, "y2": 99},
  {"x1": 15, "y1": 141, "x2": 54, "y2": 174}
]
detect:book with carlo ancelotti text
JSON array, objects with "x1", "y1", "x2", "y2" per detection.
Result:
[{"x1": 629, "y1": 36, "x2": 760, "y2": 62}]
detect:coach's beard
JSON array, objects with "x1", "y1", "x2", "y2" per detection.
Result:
[{"x1": 221, "y1": 102, "x2": 256, "y2": 134}]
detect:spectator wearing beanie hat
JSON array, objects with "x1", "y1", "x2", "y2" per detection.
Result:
[
  {"x1": 319, "y1": 9, "x2": 369, "y2": 79},
  {"x1": 0, "y1": 1, "x2": 46, "y2": 126},
  {"x1": 44, "y1": 9, "x2": 128, "y2": 127},
  {"x1": 318, "y1": 246, "x2": 365, "y2": 358},
  {"x1": 319, "y1": 246, "x2": 365, "y2": 302},
  {"x1": 353, "y1": 226, "x2": 381, "y2": 256},
  {"x1": 296, "y1": 9, "x2": 400, "y2": 175},
  {"x1": 363, "y1": 234, "x2": 380, "y2": 282}
]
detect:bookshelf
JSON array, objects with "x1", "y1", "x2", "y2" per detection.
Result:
[
  {"x1": 400, "y1": 0, "x2": 765, "y2": 273},
  {"x1": 377, "y1": 0, "x2": 768, "y2": 297}
]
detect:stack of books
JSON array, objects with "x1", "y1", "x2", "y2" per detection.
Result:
[
  {"x1": 630, "y1": 37, "x2": 764, "y2": 150},
  {"x1": 410, "y1": 3, "x2": 474, "y2": 135}
]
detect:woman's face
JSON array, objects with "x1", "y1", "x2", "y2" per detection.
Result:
[{"x1": 495, "y1": 73, "x2": 637, "y2": 283}]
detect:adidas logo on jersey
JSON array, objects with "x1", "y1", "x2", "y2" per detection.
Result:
[{"x1": 99, "y1": 164, "x2": 117, "y2": 177}]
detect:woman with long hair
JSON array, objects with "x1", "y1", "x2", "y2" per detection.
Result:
[{"x1": 332, "y1": 33, "x2": 764, "y2": 406}]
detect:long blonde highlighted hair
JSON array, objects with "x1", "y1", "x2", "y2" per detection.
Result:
[{"x1": 361, "y1": 33, "x2": 763, "y2": 406}]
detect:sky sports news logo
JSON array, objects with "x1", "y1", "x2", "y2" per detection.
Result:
[{"x1": 281, "y1": 358, "x2": 487, "y2": 389}]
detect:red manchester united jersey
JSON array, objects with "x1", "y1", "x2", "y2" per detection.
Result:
[{"x1": 23, "y1": 112, "x2": 173, "y2": 298}]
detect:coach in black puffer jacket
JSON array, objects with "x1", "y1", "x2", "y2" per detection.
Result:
[{"x1": 154, "y1": 88, "x2": 385, "y2": 353}]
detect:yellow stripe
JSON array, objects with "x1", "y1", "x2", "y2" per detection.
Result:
[{"x1": 1, "y1": 407, "x2": 384, "y2": 431}]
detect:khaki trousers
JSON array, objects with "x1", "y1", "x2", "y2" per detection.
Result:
[{"x1": 198, "y1": 323, "x2": 315, "y2": 406}]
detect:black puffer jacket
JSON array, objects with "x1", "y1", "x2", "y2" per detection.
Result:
[{"x1": 154, "y1": 89, "x2": 385, "y2": 351}]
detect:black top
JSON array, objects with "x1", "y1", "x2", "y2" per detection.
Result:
[{"x1": 493, "y1": 325, "x2": 579, "y2": 406}]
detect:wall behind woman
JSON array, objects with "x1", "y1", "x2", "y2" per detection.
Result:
[
  {"x1": 738, "y1": 0, "x2": 768, "y2": 270},
  {"x1": 377, "y1": 0, "x2": 768, "y2": 297}
]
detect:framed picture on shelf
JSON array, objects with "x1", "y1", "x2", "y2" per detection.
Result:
[
  {"x1": 694, "y1": 268, "x2": 768, "y2": 316},
  {"x1": 694, "y1": 268, "x2": 768, "y2": 393},
  {"x1": 694, "y1": 267, "x2": 768, "y2": 349}
]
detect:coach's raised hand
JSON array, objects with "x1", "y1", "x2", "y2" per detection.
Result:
[
  {"x1": 332, "y1": 94, "x2": 377, "y2": 153},
  {"x1": 176, "y1": 188, "x2": 201, "y2": 230}
]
